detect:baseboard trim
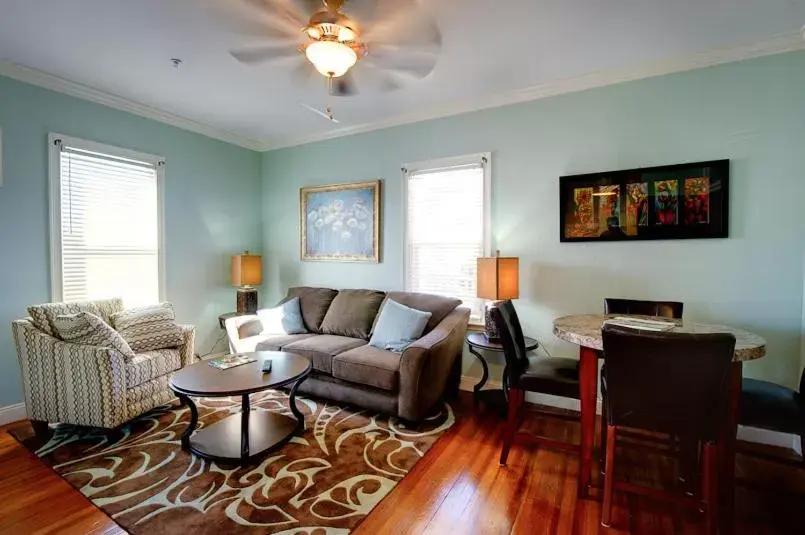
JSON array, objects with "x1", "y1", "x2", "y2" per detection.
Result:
[
  {"x1": 0, "y1": 402, "x2": 27, "y2": 426},
  {"x1": 459, "y1": 374, "x2": 801, "y2": 455}
]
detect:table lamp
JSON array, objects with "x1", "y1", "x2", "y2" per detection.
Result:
[
  {"x1": 477, "y1": 251, "x2": 519, "y2": 342},
  {"x1": 231, "y1": 251, "x2": 262, "y2": 314}
]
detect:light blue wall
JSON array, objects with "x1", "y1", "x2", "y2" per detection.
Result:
[
  {"x1": 262, "y1": 51, "x2": 805, "y2": 388},
  {"x1": 0, "y1": 75, "x2": 262, "y2": 406}
]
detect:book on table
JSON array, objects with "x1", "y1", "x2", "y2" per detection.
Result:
[
  {"x1": 604, "y1": 316, "x2": 676, "y2": 332},
  {"x1": 207, "y1": 354, "x2": 257, "y2": 370}
]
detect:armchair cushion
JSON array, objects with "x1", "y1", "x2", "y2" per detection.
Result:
[
  {"x1": 111, "y1": 303, "x2": 184, "y2": 352},
  {"x1": 126, "y1": 348, "x2": 182, "y2": 388},
  {"x1": 28, "y1": 297, "x2": 123, "y2": 338},
  {"x1": 52, "y1": 312, "x2": 136, "y2": 360}
]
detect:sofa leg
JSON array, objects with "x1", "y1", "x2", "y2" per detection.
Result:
[{"x1": 30, "y1": 420, "x2": 51, "y2": 440}]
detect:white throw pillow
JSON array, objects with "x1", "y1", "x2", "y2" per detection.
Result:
[
  {"x1": 258, "y1": 297, "x2": 307, "y2": 335},
  {"x1": 369, "y1": 299, "x2": 432, "y2": 353}
]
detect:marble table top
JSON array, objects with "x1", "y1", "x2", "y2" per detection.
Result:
[{"x1": 553, "y1": 314, "x2": 767, "y2": 362}]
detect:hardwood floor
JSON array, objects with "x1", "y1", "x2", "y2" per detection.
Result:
[{"x1": 1, "y1": 397, "x2": 803, "y2": 535}]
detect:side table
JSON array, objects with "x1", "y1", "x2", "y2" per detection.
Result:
[
  {"x1": 218, "y1": 311, "x2": 250, "y2": 330},
  {"x1": 466, "y1": 331, "x2": 539, "y2": 411}
]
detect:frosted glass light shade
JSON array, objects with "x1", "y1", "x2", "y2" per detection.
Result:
[{"x1": 305, "y1": 40, "x2": 358, "y2": 77}]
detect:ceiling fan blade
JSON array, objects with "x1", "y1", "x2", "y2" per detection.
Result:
[
  {"x1": 289, "y1": 59, "x2": 316, "y2": 85},
  {"x1": 230, "y1": 44, "x2": 301, "y2": 64},
  {"x1": 362, "y1": 5, "x2": 441, "y2": 48},
  {"x1": 241, "y1": 0, "x2": 311, "y2": 28},
  {"x1": 365, "y1": 45, "x2": 438, "y2": 78},
  {"x1": 204, "y1": 0, "x2": 305, "y2": 40},
  {"x1": 329, "y1": 73, "x2": 358, "y2": 97}
]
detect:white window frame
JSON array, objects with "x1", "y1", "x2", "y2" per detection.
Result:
[
  {"x1": 48, "y1": 133, "x2": 167, "y2": 302},
  {"x1": 402, "y1": 152, "x2": 492, "y2": 322}
]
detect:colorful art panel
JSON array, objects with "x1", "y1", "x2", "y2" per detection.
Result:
[
  {"x1": 565, "y1": 187, "x2": 597, "y2": 238},
  {"x1": 596, "y1": 185, "x2": 620, "y2": 233},
  {"x1": 684, "y1": 177, "x2": 710, "y2": 224},
  {"x1": 625, "y1": 182, "x2": 648, "y2": 235},
  {"x1": 654, "y1": 179, "x2": 678, "y2": 225}
]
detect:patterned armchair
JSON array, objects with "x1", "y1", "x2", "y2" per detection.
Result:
[{"x1": 12, "y1": 298, "x2": 195, "y2": 431}]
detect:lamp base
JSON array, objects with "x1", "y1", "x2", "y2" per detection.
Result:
[
  {"x1": 484, "y1": 301, "x2": 501, "y2": 343},
  {"x1": 236, "y1": 288, "x2": 258, "y2": 314}
]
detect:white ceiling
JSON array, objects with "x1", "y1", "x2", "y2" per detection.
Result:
[{"x1": 1, "y1": 0, "x2": 804, "y2": 151}]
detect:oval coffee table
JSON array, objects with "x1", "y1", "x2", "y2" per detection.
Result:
[{"x1": 170, "y1": 351, "x2": 311, "y2": 466}]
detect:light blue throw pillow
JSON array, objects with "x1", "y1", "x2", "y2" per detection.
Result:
[
  {"x1": 257, "y1": 297, "x2": 307, "y2": 335},
  {"x1": 369, "y1": 299, "x2": 432, "y2": 353}
]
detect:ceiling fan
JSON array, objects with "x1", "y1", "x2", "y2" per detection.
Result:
[{"x1": 226, "y1": 0, "x2": 442, "y2": 96}]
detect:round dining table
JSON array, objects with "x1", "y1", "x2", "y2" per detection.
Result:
[{"x1": 553, "y1": 314, "x2": 767, "y2": 534}]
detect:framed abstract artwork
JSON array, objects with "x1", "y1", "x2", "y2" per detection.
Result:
[
  {"x1": 300, "y1": 179, "x2": 381, "y2": 262},
  {"x1": 559, "y1": 160, "x2": 729, "y2": 242}
]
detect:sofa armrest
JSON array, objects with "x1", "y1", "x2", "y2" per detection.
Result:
[
  {"x1": 224, "y1": 314, "x2": 262, "y2": 352},
  {"x1": 398, "y1": 307, "x2": 470, "y2": 420},
  {"x1": 12, "y1": 319, "x2": 62, "y2": 423},
  {"x1": 177, "y1": 324, "x2": 196, "y2": 367},
  {"x1": 52, "y1": 340, "x2": 129, "y2": 428}
]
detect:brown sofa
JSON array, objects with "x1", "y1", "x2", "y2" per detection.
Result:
[{"x1": 225, "y1": 287, "x2": 470, "y2": 421}]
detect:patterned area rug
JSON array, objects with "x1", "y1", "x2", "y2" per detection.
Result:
[{"x1": 14, "y1": 391, "x2": 454, "y2": 534}]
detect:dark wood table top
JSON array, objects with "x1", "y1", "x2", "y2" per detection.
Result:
[
  {"x1": 466, "y1": 331, "x2": 539, "y2": 351},
  {"x1": 170, "y1": 351, "x2": 311, "y2": 397}
]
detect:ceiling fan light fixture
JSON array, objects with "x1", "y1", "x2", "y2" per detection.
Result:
[{"x1": 305, "y1": 40, "x2": 357, "y2": 77}]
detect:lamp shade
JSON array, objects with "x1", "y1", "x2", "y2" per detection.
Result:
[
  {"x1": 231, "y1": 251, "x2": 262, "y2": 287},
  {"x1": 477, "y1": 255, "x2": 519, "y2": 300}
]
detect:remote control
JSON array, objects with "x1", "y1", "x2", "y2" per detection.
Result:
[{"x1": 261, "y1": 360, "x2": 272, "y2": 373}]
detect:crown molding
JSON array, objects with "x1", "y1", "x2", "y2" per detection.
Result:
[
  {"x1": 0, "y1": 60, "x2": 264, "y2": 152},
  {"x1": 262, "y1": 31, "x2": 805, "y2": 151}
]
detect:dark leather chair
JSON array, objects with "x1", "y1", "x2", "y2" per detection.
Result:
[
  {"x1": 604, "y1": 297, "x2": 683, "y2": 318},
  {"x1": 740, "y1": 367, "x2": 805, "y2": 466},
  {"x1": 601, "y1": 298, "x2": 684, "y2": 466},
  {"x1": 600, "y1": 324, "x2": 736, "y2": 533},
  {"x1": 492, "y1": 300, "x2": 581, "y2": 465}
]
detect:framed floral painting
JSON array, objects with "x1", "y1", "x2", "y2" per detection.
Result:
[{"x1": 300, "y1": 180, "x2": 381, "y2": 262}]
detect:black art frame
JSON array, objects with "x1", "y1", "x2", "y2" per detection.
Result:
[{"x1": 559, "y1": 159, "x2": 729, "y2": 243}]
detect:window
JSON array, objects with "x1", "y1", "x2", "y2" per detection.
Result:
[
  {"x1": 49, "y1": 134, "x2": 164, "y2": 306},
  {"x1": 404, "y1": 153, "x2": 491, "y2": 324}
]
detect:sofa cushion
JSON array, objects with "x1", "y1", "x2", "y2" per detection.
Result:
[
  {"x1": 255, "y1": 333, "x2": 316, "y2": 352},
  {"x1": 320, "y1": 289, "x2": 386, "y2": 339},
  {"x1": 111, "y1": 303, "x2": 184, "y2": 352},
  {"x1": 369, "y1": 299, "x2": 432, "y2": 352},
  {"x1": 28, "y1": 297, "x2": 124, "y2": 338},
  {"x1": 333, "y1": 345, "x2": 402, "y2": 392},
  {"x1": 257, "y1": 297, "x2": 307, "y2": 335},
  {"x1": 282, "y1": 335, "x2": 367, "y2": 374},
  {"x1": 285, "y1": 287, "x2": 338, "y2": 333},
  {"x1": 52, "y1": 311, "x2": 136, "y2": 360},
  {"x1": 126, "y1": 348, "x2": 182, "y2": 388},
  {"x1": 386, "y1": 291, "x2": 461, "y2": 333}
]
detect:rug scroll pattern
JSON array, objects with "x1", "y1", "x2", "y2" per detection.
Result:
[{"x1": 28, "y1": 391, "x2": 454, "y2": 534}]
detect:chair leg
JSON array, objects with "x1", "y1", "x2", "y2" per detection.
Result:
[
  {"x1": 599, "y1": 399, "x2": 608, "y2": 476},
  {"x1": 701, "y1": 441, "x2": 718, "y2": 535},
  {"x1": 500, "y1": 387, "x2": 523, "y2": 466},
  {"x1": 800, "y1": 434, "x2": 805, "y2": 467},
  {"x1": 601, "y1": 425, "x2": 617, "y2": 528},
  {"x1": 30, "y1": 420, "x2": 51, "y2": 440}
]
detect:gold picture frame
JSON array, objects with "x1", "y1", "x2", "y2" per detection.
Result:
[{"x1": 300, "y1": 179, "x2": 381, "y2": 262}]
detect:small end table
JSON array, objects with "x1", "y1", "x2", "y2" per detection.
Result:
[
  {"x1": 466, "y1": 331, "x2": 539, "y2": 411},
  {"x1": 218, "y1": 311, "x2": 249, "y2": 330}
]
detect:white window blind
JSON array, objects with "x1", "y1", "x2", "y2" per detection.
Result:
[
  {"x1": 51, "y1": 136, "x2": 163, "y2": 306},
  {"x1": 405, "y1": 156, "x2": 490, "y2": 323}
]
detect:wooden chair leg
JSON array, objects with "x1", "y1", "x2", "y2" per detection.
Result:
[
  {"x1": 30, "y1": 420, "x2": 51, "y2": 440},
  {"x1": 701, "y1": 441, "x2": 718, "y2": 535},
  {"x1": 601, "y1": 425, "x2": 617, "y2": 527},
  {"x1": 500, "y1": 387, "x2": 522, "y2": 466},
  {"x1": 599, "y1": 399, "x2": 608, "y2": 476}
]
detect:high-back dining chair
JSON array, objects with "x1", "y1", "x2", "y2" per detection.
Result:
[
  {"x1": 604, "y1": 298, "x2": 684, "y2": 318},
  {"x1": 492, "y1": 300, "x2": 581, "y2": 465},
  {"x1": 740, "y1": 366, "x2": 805, "y2": 466},
  {"x1": 601, "y1": 298, "x2": 684, "y2": 467},
  {"x1": 600, "y1": 324, "x2": 736, "y2": 533}
]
